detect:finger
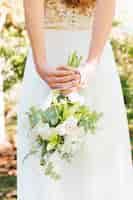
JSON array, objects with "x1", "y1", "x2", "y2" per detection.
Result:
[
  {"x1": 46, "y1": 75, "x2": 72, "y2": 85},
  {"x1": 54, "y1": 69, "x2": 75, "y2": 77},
  {"x1": 49, "y1": 80, "x2": 78, "y2": 90},
  {"x1": 53, "y1": 74, "x2": 80, "y2": 83},
  {"x1": 44, "y1": 68, "x2": 73, "y2": 77},
  {"x1": 46, "y1": 65, "x2": 77, "y2": 78},
  {"x1": 47, "y1": 74, "x2": 80, "y2": 88},
  {"x1": 56, "y1": 65, "x2": 74, "y2": 71},
  {"x1": 57, "y1": 65, "x2": 79, "y2": 74}
]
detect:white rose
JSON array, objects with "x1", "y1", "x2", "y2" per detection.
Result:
[
  {"x1": 32, "y1": 122, "x2": 51, "y2": 139},
  {"x1": 56, "y1": 123, "x2": 67, "y2": 136},
  {"x1": 67, "y1": 92, "x2": 84, "y2": 105},
  {"x1": 56, "y1": 117, "x2": 78, "y2": 136},
  {"x1": 64, "y1": 116, "x2": 77, "y2": 130}
]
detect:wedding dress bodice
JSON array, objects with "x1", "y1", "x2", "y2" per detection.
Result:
[{"x1": 43, "y1": 0, "x2": 94, "y2": 30}]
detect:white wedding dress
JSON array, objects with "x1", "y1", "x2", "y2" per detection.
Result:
[{"x1": 17, "y1": 1, "x2": 133, "y2": 200}]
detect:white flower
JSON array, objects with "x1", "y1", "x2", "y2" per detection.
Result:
[
  {"x1": 56, "y1": 124, "x2": 66, "y2": 136},
  {"x1": 31, "y1": 122, "x2": 51, "y2": 139},
  {"x1": 57, "y1": 117, "x2": 78, "y2": 136},
  {"x1": 71, "y1": 126, "x2": 85, "y2": 138},
  {"x1": 60, "y1": 133, "x2": 83, "y2": 156},
  {"x1": 67, "y1": 92, "x2": 84, "y2": 105},
  {"x1": 64, "y1": 116, "x2": 77, "y2": 130}
]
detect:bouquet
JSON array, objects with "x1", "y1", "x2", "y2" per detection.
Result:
[{"x1": 23, "y1": 51, "x2": 102, "y2": 180}]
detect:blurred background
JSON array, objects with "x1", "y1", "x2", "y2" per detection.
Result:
[{"x1": 0, "y1": 0, "x2": 133, "y2": 199}]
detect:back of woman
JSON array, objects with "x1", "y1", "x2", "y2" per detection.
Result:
[{"x1": 17, "y1": 0, "x2": 133, "y2": 199}]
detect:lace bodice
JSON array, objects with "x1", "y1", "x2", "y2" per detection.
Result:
[{"x1": 43, "y1": 0, "x2": 95, "y2": 30}]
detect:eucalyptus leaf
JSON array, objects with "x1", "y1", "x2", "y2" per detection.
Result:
[{"x1": 44, "y1": 106, "x2": 59, "y2": 126}]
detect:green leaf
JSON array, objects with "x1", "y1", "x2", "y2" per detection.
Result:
[
  {"x1": 28, "y1": 106, "x2": 42, "y2": 128},
  {"x1": 41, "y1": 140, "x2": 48, "y2": 157},
  {"x1": 47, "y1": 143, "x2": 56, "y2": 151},
  {"x1": 67, "y1": 51, "x2": 83, "y2": 68},
  {"x1": 48, "y1": 132, "x2": 60, "y2": 145},
  {"x1": 44, "y1": 106, "x2": 59, "y2": 127},
  {"x1": 44, "y1": 162, "x2": 61, "y2": 180},
  {"x1": 67, "y1": 53, "x2": 73, "y2": 66},
  {"x1": 62, "y1": 102, "x2": 69, "y2": 120},
  {"x1": 40, "y1": 158, "x2": 46, "y2": 166}
]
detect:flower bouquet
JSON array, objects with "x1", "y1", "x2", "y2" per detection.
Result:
[{"x1": 23, "y1": 51, "x2": 102, "y2": 180}]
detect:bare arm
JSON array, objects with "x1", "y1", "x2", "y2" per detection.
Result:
[
  {"x1": 23, "y1": 0, "x2": 47, "y2": 69},
  {"x1": 23, "y1": 0, "x2": 79, "y2": 92},
  {"x1": 87, "y1": 0, "x2": 116, "y2": 63},
  {"x1": 76, "y1": 0, "x2": 116, "y2": 89}
]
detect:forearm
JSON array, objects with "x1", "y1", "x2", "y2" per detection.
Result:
[
  {"x1": 24, "y1": 0, "x2": 47, "y2": 69},
  {"x1": 87, "y1": 0, "x2": 116, "y2": 63}
]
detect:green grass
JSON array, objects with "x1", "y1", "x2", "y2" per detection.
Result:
[{"x1": 0, "y1": 176, "x2": 16, "y2": 200}]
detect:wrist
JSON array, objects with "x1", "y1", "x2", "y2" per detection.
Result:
[
  {"x1": 85, "y1": 56, "x2": 100, "y2": 66},
  {"x1": 35, "y1": 63, "x2": 48, "y2": 83},
  {"x1": 81, "y1": 59, "x2": 97, "y2": 73},
  {"x1": 77, "y1": 59, "x2": 98, "y2": 89}
]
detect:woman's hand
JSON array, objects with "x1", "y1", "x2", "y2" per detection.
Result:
[
  {"x1": 58, "y1": 60, "x2": 99, "y2": 95},
  {"x1": 36, "y1": 64, "x2": 81, "y2": 93},
  {"x1": 76, "y1": 59, "x2": 98, "y2": 89},
  {"x1": 56, "y1": 65, "x2": 81, "y2": 95}
]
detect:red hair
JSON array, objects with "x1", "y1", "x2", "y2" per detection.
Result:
[{"x1": 64, "y1": 0, "x2": 96, "y2": 9}]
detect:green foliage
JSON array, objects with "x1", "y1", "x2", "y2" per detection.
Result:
[
  {"x1": 67, "y1": 50, "x2": 83, "y2": 67},
  {"x1": 1, "y1": 48, "x2": 27, "y2": 91},
  {"x1": 28, "y1": 107, "x2": 43, "y2": 128},
  {"x1": 76, "y1": 105, "x2": 102, "y2": 133},
  {"x1": 0, "y1": 176, "x2": 16, "y2": 193},
  {"x1": 111, "y1": 34, "x2": 133, "y2": 151},
  {"x1": 0, "y1": 25, "x2": 28, "y2": 91},
  {"x1": 120, "y1": 76, "x2": 133, "y2": 109},
  {"x1": 44, "y1": 161, "x2": 61, "y2": 180},
  {"x1": 43, "y1": 105, "x2": 60, "y2": 127},
  {"x1": 112, "y1": 20, "x2": 122, "y2": 27},
  {"x1": 111, "y1": 36, "x2": 133, "y2": 127},
  {"x1": 47, "y1": 132, "x2": 62, "y2": 151},
  {"x1": 28, "y1": 89, "x2": 101, "y2": 133},
  {"x1": 25, "y1": 52, "x2": 102, "y2": 180}
]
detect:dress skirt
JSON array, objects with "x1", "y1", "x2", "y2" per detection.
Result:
[{"x1": 17, "y1": 30, "x2": 133, "y2": 200}]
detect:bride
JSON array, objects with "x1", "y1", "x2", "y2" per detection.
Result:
[{"x1": 17, "y1": 0, "x2": 133, "y2": 199}]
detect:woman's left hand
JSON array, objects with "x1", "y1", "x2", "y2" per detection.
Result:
[{"x1": 76, "y1": 59, "x2": 98, "y2": 89}]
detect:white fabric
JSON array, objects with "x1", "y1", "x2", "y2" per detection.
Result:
[{"x1": 17, "y1": 30, "x2": 133, "y2": 200}]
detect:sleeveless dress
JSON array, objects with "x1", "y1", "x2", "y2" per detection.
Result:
[{"x1": 17, "y1": 0, "x2": 133, "y2": 199}]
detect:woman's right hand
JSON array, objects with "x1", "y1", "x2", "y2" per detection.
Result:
[{"x1": 36, "y1": 64, "x2": 80, "y2": 92}]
